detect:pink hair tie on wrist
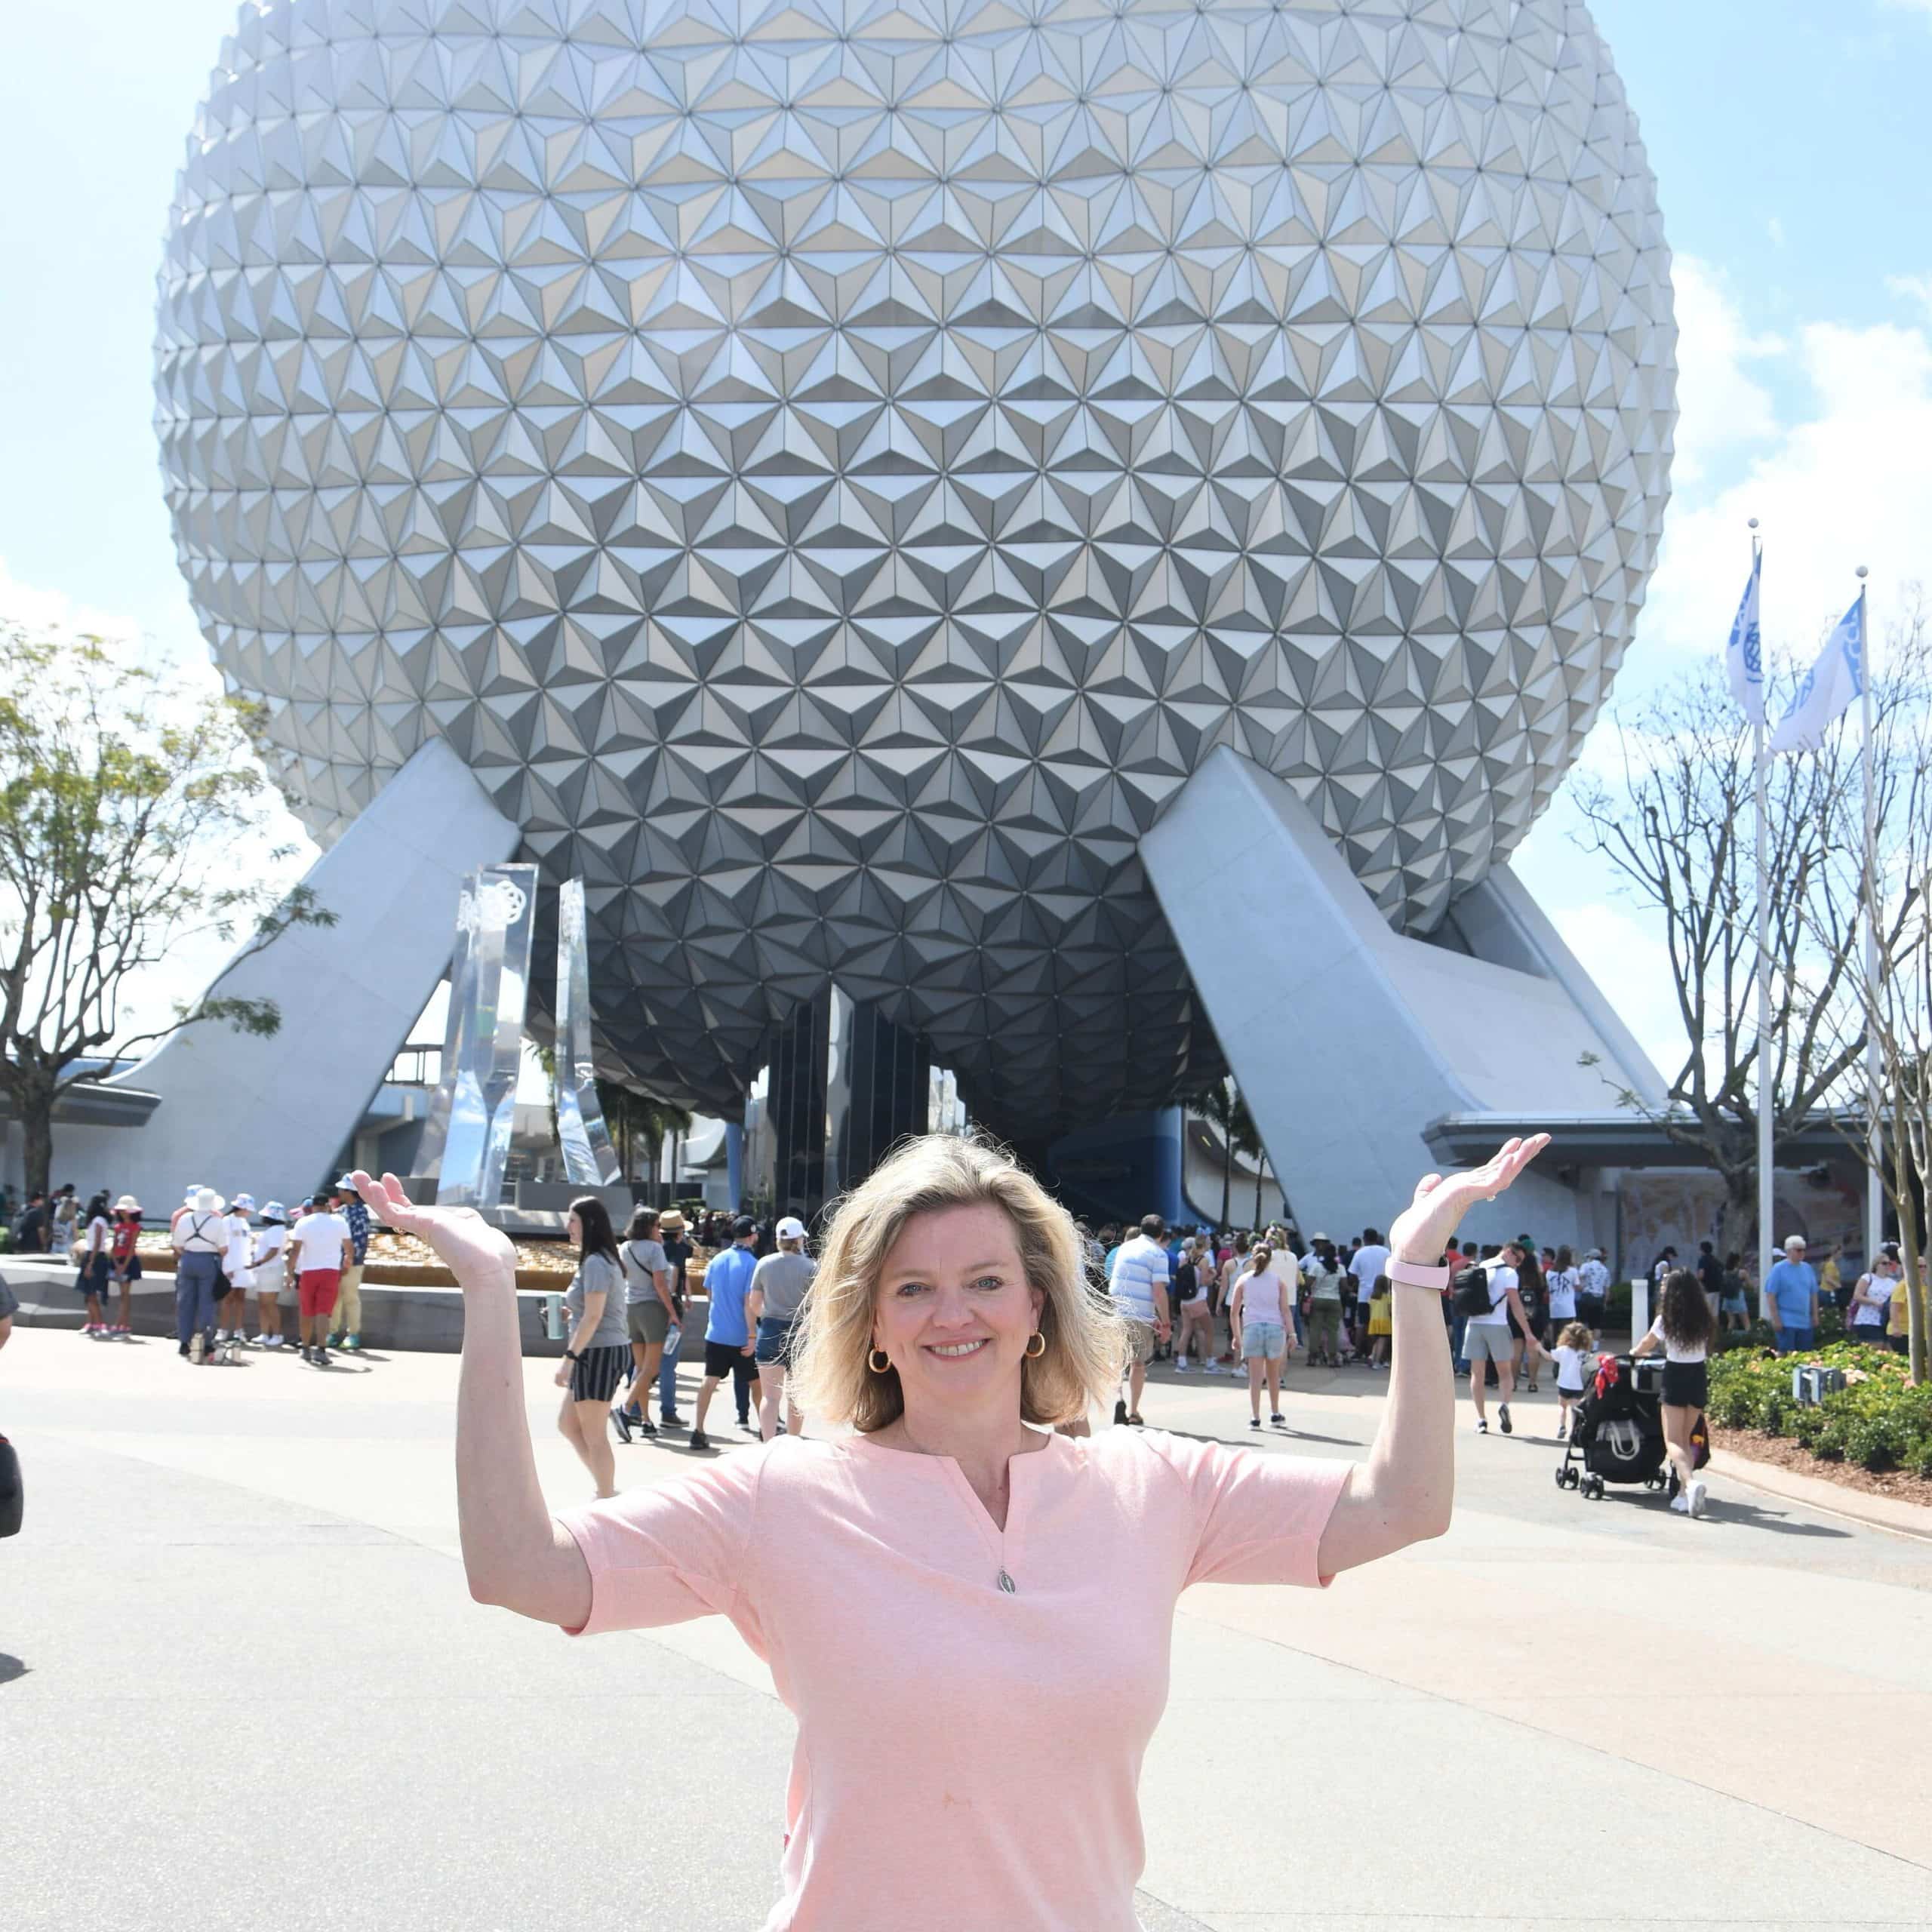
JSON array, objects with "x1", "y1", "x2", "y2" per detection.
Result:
[{"x1": 1387, "y1": 1259, "x2": 1451, "y2": 1288}]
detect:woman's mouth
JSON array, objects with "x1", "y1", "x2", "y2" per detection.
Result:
[{"x1": 924, "y1": 1340, "x2": 990, "y2": 1360}]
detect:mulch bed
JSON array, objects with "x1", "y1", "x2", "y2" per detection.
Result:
[{"x1": 1715, "y1": 1426, "x2": 1932, "y2": 1509}]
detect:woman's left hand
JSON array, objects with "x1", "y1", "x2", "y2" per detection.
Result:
[
  {"x1": 552, "y1": 1363, "x2": 571, "y2": 1389},
  {"x1": 1387, "y1": 1134, "x2": 1551, "y2": 1263}
]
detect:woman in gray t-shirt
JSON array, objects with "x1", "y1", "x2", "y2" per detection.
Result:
[
  {"x1": 555, "y1": 1197, "x2": 630, "y2": 1498},
  {"x1": 747, "y1": 1217, "x2": 817, "y2": 1440}
]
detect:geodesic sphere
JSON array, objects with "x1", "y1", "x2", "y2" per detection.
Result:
[{"x1": 155, "y1": 0, "x2": 1676, "y2": 1137}]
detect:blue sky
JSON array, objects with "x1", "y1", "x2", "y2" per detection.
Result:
[{"x1": 4, "y1": 0, "x2": 1931, "y2": 1070}]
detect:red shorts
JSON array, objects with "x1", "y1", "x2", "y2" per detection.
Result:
[{"x1": 298, "y1": 1269, "x2": 341, "y2": 1318}]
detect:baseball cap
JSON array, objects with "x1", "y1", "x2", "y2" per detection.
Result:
[
  {"x1": 776, "y1": 1215, "x2": 807, "y2": 1241},
  {"x1": 733, "y1": 1214, "x2": 757, "y2": 1238}
]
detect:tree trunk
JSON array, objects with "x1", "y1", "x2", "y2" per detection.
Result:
[
  {"x1": 1254, "y1": 1152, "x2": 1264, "y2": 1229},
  {"x1": 1219, "y1": 1119, "x2": 1231, "y2": 1231},
  {"x1": 17, "y1": 1078, "x2": 54, "y2": 1200}
]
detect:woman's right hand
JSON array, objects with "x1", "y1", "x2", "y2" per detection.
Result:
[{"x1": 349, "y1": 1171, "x2": 516, "y2": 1287}]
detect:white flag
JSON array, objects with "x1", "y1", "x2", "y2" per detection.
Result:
[
  {"x1": 1725, "y1": 549, "x2": 1764, "y2": 724},
  {"x1": 1769, "y1": 595, "x2": 1865, "y2": 754}
]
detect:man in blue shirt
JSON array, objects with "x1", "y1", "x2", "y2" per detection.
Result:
[
  {"x1": 691, "y1": 1215, "x2": 759, "y2": 1451},
  {"x1": 1763, "y1": 1235, "x2": 1820, "y2": 1353}
]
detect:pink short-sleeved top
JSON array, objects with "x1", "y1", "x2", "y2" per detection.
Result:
[{"x1": 556, "y1": 1426, "x2": 1348, "y2": 1931}]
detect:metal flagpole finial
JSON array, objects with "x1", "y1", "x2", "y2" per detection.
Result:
[
  {"x1": 1747, "y1": 517, "x2": 1759, "y2": 530},
  {"x1": 1855, "y1": 565, "x2": 1869, "y2": 580}
]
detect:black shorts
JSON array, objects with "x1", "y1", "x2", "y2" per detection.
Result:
[
  {"x1": 75, "y1": 1254, "x2": 111, "y2": 1293},
  {"x1": 568, "y1": 1344, "x2": 630, "y2": 1403},
  {"x1": 1660, "y1": 1361, "x2": 1708, "y2": 1410},
  {"x1": 704, "y1": 1339, "x2": 752, "y2": 1379}
]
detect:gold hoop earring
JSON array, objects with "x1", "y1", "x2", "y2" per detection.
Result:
[
  {"x1": 1023, "y1": 1331, "x2": 1046, "y2": 1359},
  {"x1": 867, "y1": 1347, "x2": 892, "y2": 1374}
]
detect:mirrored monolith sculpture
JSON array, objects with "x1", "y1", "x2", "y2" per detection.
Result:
[
  {"x1": 433, "y1": 863, "x2": 537, "y2": 1208},
  {"x1": 554, "y1": 878, "x2": 621, "y2": 1187},
  {"x1": 410, "y1": 878, "x2": 476, "y2": 1183}
]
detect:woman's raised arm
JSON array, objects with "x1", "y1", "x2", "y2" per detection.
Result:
[
  {"x1": 1316, "y1": 1135, "x2": 1549, "y2": 1578},
  {"x1": 352, "y1": 1172, "x2": 592, "y2": 1628}
]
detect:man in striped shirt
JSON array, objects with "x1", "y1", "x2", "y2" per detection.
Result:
[{"x1": 1106, "y1": 1214, "x2": 1172, "y2": 1426}]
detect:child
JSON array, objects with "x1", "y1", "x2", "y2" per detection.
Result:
[
  {"x1": 108, "y1": 1197, "x2": 143, "y2": 1337},
  {"x1": 1550, "y1": 1321, "x2": 1597, "y2": 1440},
  {"x1": 1367, "y1": 1272, "x2": 1392, "y2": 1367}
]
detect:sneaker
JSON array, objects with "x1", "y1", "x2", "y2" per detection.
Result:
[
  {"x1": 343, "y1": 1334, "x2": 361, "y2": 1352},
  {"x1": 1475, "y1": 1417, "x2": 1487, "y2": 1434},
  {"x1": 1269, "y1": 1413, "x2": 1286, "y2": 1428},
  {"x1": 1174, "y1": 1358, "x2": 1189, "y2": 1372},
  {"x1": 1204, "y1": 1362, "x2": 1222, "y2": 1375},
  {"x1": 265, "y1": 1334, "x2": 283, "y2": 1348},
  {"x1": 113, "y1": 1324, "x2": 131, "y2": 1337},
  {"x1": 611, "y1": 1407, "x2": 634, "y2": 1444},
  {"x1": 688, "y1": 1430, "x2": 711, "y2": 1451},
  {"x1": 189, "y1": 1332, "x2": 205, "y2": 1365},
  {"x1": 660, "y1": 1412, "x2": 687, "y2": 1429},
  {"x1": 1669, "y1": 1491, "x2": 1689, "y2": 1514},
  {"x1": 214, "y1": 1329, "x2": 228, "y2": 1344},
  {"x1": 1556, "y1": 1423, "x2": 1567, "y2": 1441},
  {"x1": 312, "y1": 1344, "x2": 331, "y2": 1366},
  {"x1": 1497, "y1": 1403, "x2": 1512, "y2": 1435},
  {"x1": 1249, "y1": 1417, "x2": 1261, "y2": 1430},
  {"x1": 1113, "y1": 1398, "x2": 1130, "y2": 1426},
  {"x1": 1687, "y1": 1480, "x2": 1708, "y2": 1518},
  {"x1": 179, "y1": 1343, "x2": 191, "y2": 1358},
  {"x1": 636, "y1": 1418, "x2": 657, "y2": 1438}
]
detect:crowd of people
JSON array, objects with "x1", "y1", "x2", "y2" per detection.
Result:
[{"x1": 8, "y1": 1177, "x2": 370, "y2": 1366}]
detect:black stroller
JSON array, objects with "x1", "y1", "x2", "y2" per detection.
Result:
[{"x1": 1555, "y1": 1355, "x2": 1670, "y2": 1500}]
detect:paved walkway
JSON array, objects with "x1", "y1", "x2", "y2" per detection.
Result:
[{"x1": 5, "y1": 1329, "x2": 1931, "y2": 1930}]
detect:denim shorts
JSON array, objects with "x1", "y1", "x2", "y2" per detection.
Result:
[
  {"x1": 754, "y1": 1315, "x2": 798, "y2": 1366},
  {"x1": 1241, "y1": 1321, "x2": 1287, "y2": 1361}
]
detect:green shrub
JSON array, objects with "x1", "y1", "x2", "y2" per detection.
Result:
[
  {"x1": 1907, "y1": 1438, "x2": 1932, "y2": 1481},
  {"x1": 1814, "y1": 1417, "x2": 1849, "y2": 1462},
  {"x1": 1790, "y1": 1407, "x2": 1829, "y2": 1448},
  {"x1": 1759, "y1": 1392, "x2": 1796, "y2": 1436},
  {"x1": 1844, "y1": 1417, "x2": 1899, "y2": 1471}
]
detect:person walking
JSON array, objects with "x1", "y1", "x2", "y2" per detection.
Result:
[
  {"x1": 1764, "y1": 1236, "x2": 1820, "y2": 1353},
  {"x1": 1213, "y1": 1234, "x2": 1251, "y2": 1371},
  {"x1": 689, "y1": 1215, "x2": 759, "y2": 1451},
  {"x1": 342, "y1": 1124, "x2": 1547, "y2": 1932},
  {"x1": 1510, "y1": 1247, "x2": 1546, "y2": 1392},
  {"x1": 613, "y1": 1207, "x2": 675, "y2": 1441},
  {"x1": 1632, "y1": 1267, "x2": 1715, "y2": 1518},
  {"x1": 172, "y1": 1187, "x2": 229, "y2": 1363},
  {"x1": 1299, "y1": 1235, "x2": 1346, "y2": 1367},
  {"x1": 1459, "y1": 1243, "x2": 1537, "y2": 1435},
  {"x1": 1105, "y1": 1213, "x2": 1171, "y2": 1426},
  {"x1": 1847, "y1": 1247, "x2": 1900, "y2": 1343},
  {"x1": 251, "y1": 1203, "x2": 291, "y2": 1347},
  {"x1": 75, "y1": 1191, "x2": 113, "y2": 1337},
  {"x1": 1347, "y1": 1226, "x2": 1390, "y2": 1361},
  {"x1": 656, "y1": 1208, "x2": 694, "y2": 1426},
  {"x1": 285, "y1": 1193, "x2": 353, "y2": 1365},
  {"x1": 748, "y1": 1215, "x2": 817, "y2": 1440},
  {"x1": 555, "y1": 1196, "x2": 630, "y2": 1500},
  {"x1": 325, "y1": 1177, "x2": 373, "y2": 1352},
  {"x1": 1549, "y1": 1321, "x2": 1597, "y2": 1440},
  {"x1": 1546, "y1": 1246, "x2": 1579, "y2": 1338},
  {"x1": 215, "y1": 1193, "x2": 258, "y2": 1359},
  {"x1": 1231, "y1": 1241, "x2": 1293, "y2": 1429},
  {"x1": 1171, "y1": 1238, "x2": 1215, "y2": 1371},
  {"x1": 107, "y1": 1197, "x2": 143, "y2": 1337},
  {"x1": 1576, "y1": 1247, "x2": 1610, "y2": 1329}
]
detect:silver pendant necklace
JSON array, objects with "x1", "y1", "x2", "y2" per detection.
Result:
[{"x1": 996, "y1": 1567, "x2": 1017, "y2": 1594}]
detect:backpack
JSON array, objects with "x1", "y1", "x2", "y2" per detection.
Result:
[
  {"x1": 1454, "y1": 1265, "x2": 1497, "y2": 1318},
  {"x1": 1175, "y1": 1261, "x2": 1199, "y2": 1303}
]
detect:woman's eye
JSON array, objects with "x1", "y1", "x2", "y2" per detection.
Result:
[
  {"x1": 974, "y1": 1275, "x2": 1003, "y2": 1291},
  {"x1": 895, "y1": 1281, "x2": 929, "y2": 1297}
]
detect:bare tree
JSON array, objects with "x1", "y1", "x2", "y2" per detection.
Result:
[
  {"x1": 0, "y1": 626, "x2": 334, "y2": 1195},
  {"x1": 1569, "y1": 655, "x2": 1883, "y2": 1254},
  {"x1": 1804, "y1": 607, "x2": 1932, "y2": 1380}
]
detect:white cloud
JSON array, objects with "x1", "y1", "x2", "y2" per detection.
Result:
[
  {"x1": 1641, "y1": 309, "x2": 1932, "y2": 673},
  {"x1": 1666, "y1": 256, "x2": 1784, "y2": 490},
  {"x1": 1887, "y1": 272, "x2": 1932, "y2": 319}
]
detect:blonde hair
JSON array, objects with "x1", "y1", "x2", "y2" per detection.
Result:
[
  {"x1": 787, "y1": 1134, "x2": 1127, "y2": 1432},
  {"x1": 1556, "y1": 1321, "x2": 1595, "y2": 1353}
]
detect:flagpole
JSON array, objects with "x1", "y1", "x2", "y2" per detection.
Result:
[
  {"x1": 1857, "y1": 565, "x2": 1883, "y2": 1267},
  {"x1": 1752, "y1": 521, "x2": 1774, "y2": 1297}
]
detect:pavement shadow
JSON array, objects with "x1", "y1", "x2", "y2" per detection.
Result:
[
  {"x1": 1700, "y1": 1495, "x2": 1852, "y2": 1539},
  {"x1": 0, "y1": 1654, "x2": 28, "y2": 1687}
]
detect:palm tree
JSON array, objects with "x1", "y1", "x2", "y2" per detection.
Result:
[
  {"x1": 1198, "y1": 1078, "x2": 1262, "y2": 1229},
  {"x1": 532, "y1": 1041, "x2": 691, "y2": 1187}
]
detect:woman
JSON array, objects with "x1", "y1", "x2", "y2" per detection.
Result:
[
  {"x1": 1546, "y1": 1245, "x2": 1579, "y2": 1338},
  {"x1": 614, "y1": 1206, "x2": 675, "y2": 1440},
  {"x1": 555, "y1": 1196, "x2": 630, "y2": 1499},
  {"x1": 348, "y1": 1127, "x2": 1545, "y2": 1931},
  {"x1": 75, "y1": 1191, "x2": 112, "y2": 1337},
  {"x1": 1214, "y1": 1233, "x2": 1251, "y2": 1368},
  {"x1": 1847, "y1": 1247, "x2": 1900, "y2": 1342},
  {"x1": 1718, "y1": 1251, "x2": 1750, "y2": 1334},
  {"x1": 216, "y1": 1193, "x2": 257, "y2": 1358},
  {"x1": 1301, "y1": 1237, "x2": 1346, "y2": 1368},
  {"x1": 171, "y1": 1186, "x2": 228, "y2": 1362},
  {"x1": 1509, "y1": 1247, "x2": 1546, "y2": 1392},
  {"x1": 252, "y1": 1202, "x2": 290, "y2": 1347},
  {"x1": 1172, "y1": 1238, "x2": 1215, "y2": 1371},
  {"x1": 1230, "y1": 1240, "x2": 1294, "y2": 1429},
  {"x1": 747, "y1": 1214, "x2": 817, "y2": 1439},
  {"x1": 108, "y1": 1196, "x2": 143, "y2": 1337},
  {"x1": 1632, "y1": 1266, "x2": 1715, "y2": 1518}
]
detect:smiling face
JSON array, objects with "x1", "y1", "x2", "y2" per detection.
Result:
[{"x1": 871, "y1": 1202, "x2": 1046, "y2": 1426}]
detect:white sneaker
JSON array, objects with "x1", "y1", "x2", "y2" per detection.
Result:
[
  {"x1": 214, "y1": 1329, "x2": 229, "y2": 1343},
  {"x1": 1174, "y1": 1358, "x2": 1189, "y2": 1371},
  {"x1": 1669, "y1": 1491, "x2": 1689, "y2": 1513},
  {"x1": 1687, "y1": 1480, "x2": 1708, "y2": 1518}
]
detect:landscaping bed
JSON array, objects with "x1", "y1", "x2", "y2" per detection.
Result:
[{"x1": 1706, "y1": 1338, "x2": 1932, "y2": 1503}]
